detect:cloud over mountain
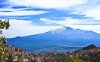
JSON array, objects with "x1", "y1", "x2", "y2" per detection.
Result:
[{"x1": 0, "y1": 0, "x2": 100, "y2": 37}]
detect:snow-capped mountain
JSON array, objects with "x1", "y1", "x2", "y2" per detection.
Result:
[{"x1": 7, "y1": 27, "x2": 100, "y2": 53}]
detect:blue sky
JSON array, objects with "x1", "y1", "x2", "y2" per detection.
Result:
[{"x1": 0, "y1": 0, "x2": 100, "y2": 38}]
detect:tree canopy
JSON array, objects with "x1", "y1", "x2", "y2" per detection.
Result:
[{"x1": 0, "y1": 19, "x2": 10, "y2": 62}]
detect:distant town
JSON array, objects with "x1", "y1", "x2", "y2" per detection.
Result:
[{"x1": 6, "y1": 44, "x2": 100, "y2": 62}]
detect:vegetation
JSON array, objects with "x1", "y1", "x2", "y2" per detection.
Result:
[
  {"x1": 66, "y1": 57, "x2": 94, "y2": 62},
  {"x1": 0, "y1": 19, "x2": 10, "y2": 62},
  {"x1": 66, "y1": 44, "x2": 100, "y2": 62}
]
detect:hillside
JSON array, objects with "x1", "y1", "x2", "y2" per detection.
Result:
[{"x1": 7, "y1": 27, "x2": 100, "y2": 53}]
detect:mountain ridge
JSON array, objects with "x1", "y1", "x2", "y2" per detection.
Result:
[
  {"x1": 9, "y1": 26, "x2": 100, "y2": 39},
  {"x1": 7, "y1": 26, "x2": 100, "y2": 53}
]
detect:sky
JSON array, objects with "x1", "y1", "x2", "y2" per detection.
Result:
[{"x1": 0, "y1": 0, "x2": 100, "y2": 38}]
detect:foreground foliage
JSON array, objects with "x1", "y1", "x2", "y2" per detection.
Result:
[
  {"x1": 66, "y1": 57, "x2": 95, "y2": 62},
  {"x1": 0, "y1": 19, "x2": 10, "y2": 62}
]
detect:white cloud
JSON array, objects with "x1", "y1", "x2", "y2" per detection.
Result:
[
  {"x1": 0, "y1": 8, "x2": 21, "y2": 11},
  {"x1": 40, "y1": 17, "x2": 99, "y2": 25},
  {"x1": 68, "y1": 25, "x2": 100, "y2": 34},
  {"x1": 70, "y1": 4, "x2": 100, "y2": 20},
  {"x1": 8, "y1": 0, "x2": 88, "y2": 9},
  {"x1": 2, "y1": 0, "x2": 100, "y2": 38},
  {"x1": 0, "y1": 10, "x2": 47, "y2": 16},
  {"x1": 3, "y1": 19, "x2": 61, "y2": 38},
  {"x1": 81, "y1": 7, "x2": 100, "y2": 20},
  {"x1": 2, "y1": 18, "x2": 100, "y2": 38},
  {"x1": 59, "y1": 0, "x2": 100, "y2": 21},
  {"x1": 40, "y1": 17, "x2": 81, "y2": 25},
  {"x1": 40, "y1": 17, "x2": 100, "y2": 34}
]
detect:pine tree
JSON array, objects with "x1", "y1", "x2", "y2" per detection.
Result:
[{"x1": 0, "y1": 19, "x2": 10, "y2": 62}]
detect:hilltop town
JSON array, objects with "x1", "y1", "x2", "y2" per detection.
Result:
[{"x1": 6, "y1": 44, "x2": 100, "y2": 62}]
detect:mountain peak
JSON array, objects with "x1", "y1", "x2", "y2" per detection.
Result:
[
  {"x1": 15, "y1": 36, "x2": 21, "y2": 38},
  {"x1": 50, "y1": 26, "x2": 73, "y2": 33},
  {"x1": 61, "y1": 26, "x2": 73, "y2": 30}
]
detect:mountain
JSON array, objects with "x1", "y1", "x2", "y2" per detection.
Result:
[{"x1": 7, "y1": 27, "x2": 100, "y2": 53}]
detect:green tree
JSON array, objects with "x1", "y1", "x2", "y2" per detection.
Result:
[
  {"x1": 0, "y1": 19, "x2": 10, "y2": 62},
  {"x1": 66, "y1": 57, "x2": 91, "y2": 62}
]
